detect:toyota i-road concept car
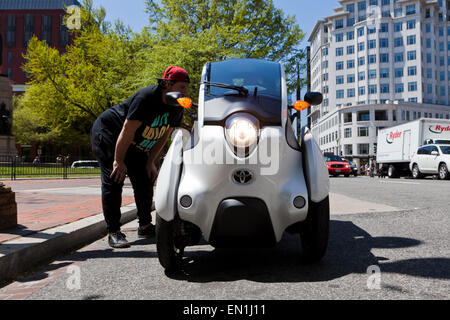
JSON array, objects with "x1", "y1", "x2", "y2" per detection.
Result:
[{"x1": 155, "y1": 59, "x2": 330, "y2": 271}]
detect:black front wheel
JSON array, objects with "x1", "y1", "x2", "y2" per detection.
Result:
[
  {"x1": 299, "y1": 196, "x2": 330, "y2": 263},
  {"x1": 156, "y1": 215, "x2": 184, "y2": 272}
]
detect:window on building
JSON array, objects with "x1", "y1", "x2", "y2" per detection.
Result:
[
  {"x1": 380, "y1": 84, "x2": 390, "y2": 93},
  {"x1": 368, "y1": 85, "x2": 377, "y2": 94},
  {"x1": 336, "y1": 19, "x2": 344, "y2": 29},
  {"x1": 336, "y1": 75, "x2": 344, "y2": 84},
  {"x1": 344, "y1": 144, "x2": 353, "y2": 155},
  {"x1": 336, "y1": 47, "x2": 344, "y2": 56},
  {"x1": 359, "y1": 86, "x2": 366, "y2": 95},
  {"x1": 59, "y1": 14, "x2": 69, "y2": 47},
  {"x1": 394, "y1": 22, "x2": 403, "y2": 32},
  {"x1": 359, "y1": 144, "x2": 370, "y2": 155},
  {"x1": 407, "y1": 20, "x2": 416, "y2": 29},
  {"x1": 380, "y1": 23, "x2": 389, "y2": 33},
  {"x1": 42, "y1": 15, "x2": 52, "y2": 45},
  {"x1": 395, "y1": 83, "x2": 404, "y2": 93},
  {"x1": 24, "y1": 14, "x2": 34, "y2": 46},
  {"x1": 358, "y1": 127, "x2": 369, "y2": 137},
  {"x1": 337, "y1": 90, "x2": 345, "y2": 99},
  {"x1": 394, "y1": 37, "x2": 403, "y2": 47},
  {"x1": 380, "y1": 53, "x2": 389, "y2": 63},
  {"x1": 336, "y1": 33, "x2": 344, "y2": 42},
  {"x1": 369, "y1": 69, "x2": 377, "y2": 79},
  {"x1": 407, "y1": 35, "x2": 416, "y2": 45},
  {"x1": 408, "y1": 66, "x2": 417, "y2": 76},
  {"x1": 344, "y1": 113, "x2": 353, "y2": 123},
  {"x1": 358, "y1": 56, "x2": 365, "y2": 66},
  {"x1": 380, "y1": 38, "x2": 389, "y2": 48},
  {"x1": 348, "y1": 74, "x2": 355, "y2": 83},
  {"x1": 407, "y1": 50, "x2": 416, "y2": 60},
  {"x1": 336, "y1": 61, "x2": 344, "y2": 70},
  {"x1": 348, "y1": 88, "x2": 356, "y2": 97},
  {"x1": 7, "y1": 52, "x2": 13, "y2": 63},
  {"x1": 406, "y1": 4, "x2": 416, "y2": 15},
  {"x1": 375, "y1": 110, "x2": 388, "y2": 121},
  {"x1": 408, "y1": 82, "x2": 418, "y2": 92},
  {"x1": 368, "y1": 54, "x2": 376, "y2": 64},
  {"x1": 394, "y1": 52, "x2": 404, "y2": 62},
  {"x1": 358, "y1": 111, "x2": 370, "y2": 121},
  {"x1": 359, "y1": 71, "x2": 365, "y2": 81},
  {"x1": 395, "y1": 68, "x2": 403, "y2": 78},
  {"x1": 347, "y1": 45, "x2": 355, "y2": 55},
  {"x1": 368, "y1": 39, "x2": 376, "y2": 49},
  {"x1": 6, "y1": 15, "x2": 16, "y2": 47}
]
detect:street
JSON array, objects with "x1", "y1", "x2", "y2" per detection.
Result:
[{"x1": 3, "y1": 176, "x2": 450, "y2": 300}]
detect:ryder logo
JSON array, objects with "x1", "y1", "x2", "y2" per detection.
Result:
[
  {"x1": 429, "y1": 125, "x2": 450, "y2": 134},
  {"x1": 386, "y1": 131, "x2": 402, "y2": 144}
]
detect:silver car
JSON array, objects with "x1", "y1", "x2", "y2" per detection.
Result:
[{"x1": 155, "y1": 59, "x2": 330, "y2": 271}]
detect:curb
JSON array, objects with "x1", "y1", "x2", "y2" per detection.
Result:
[{"x1": 0, "y1": 204, "x2": 137, "y2": 284}]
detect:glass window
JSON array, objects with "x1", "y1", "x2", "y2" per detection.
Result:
[
  {"x1": 336, "y1": 33, "x2": 344, "y2": 42},
  {"x1": 368, "y1": 39, "x2": 376, "y2": 49},
  {"x1": 408, "y1": 82, "x2": 417, "y2": 92},
  {"x1": 395, "y1": 68, "x2": 403, "y2": 78},
  {"x1": 359, "y1": 71, "x2": 365, "y2": 80},
  {"x1": 359, "y1": 86, "x2": 366, "y2": 95},
  {"x1": 6, "y1": 15, "x2": 16, "y2": 47},
  {"x1": 358, "y1": 111, "x2": 370, "y2": 121},
  {"x1": 380, "y1": 83, "x2": 390, "y2": 93},
  {"x1": 394, "y1": 52, "x2": 404, "y2": 62},
  {"x1": 407, "y1": 20, "x2": 416, "y2": 29},
  {"x1": 336, "y1": 61, "x2": 344, "y2": 70},
  {"x1": 394, "y1": 22, "x2": 403, "y2": 32},
  {"x1": 347, "y1": 74, "x2": 355, "y2": 83},
  {"x1": 24, "y1": 14, "x2": 34, "y2": 46},
  {"x1": 348, "y1": 88, "x2": 356, "y2": 97},
  {"x1": 41, "y1": 15, "x2": 52, "y2": 45},
  {"x1": 395, "y1": 83, "x2": 404, "y2": 93},
  {"x1": 408, "y1": 66, "x2": 417, "y2": 76},
  {"x1": 336, "y1": 75, "x2": 344, "y2": 84},
  {"x1": 337, "y1": 89, "x2": 345, "y2": 99},
  {"x1": 347, "y1": 60, "x2": 355, "y2": 69},
  {"x1": 347, "y1": 31, "x2": 354, "y2": 40},
  {"x1": 407, "y1": 51, "x2": 416, "y2": 60},
  {"x1": 336, "y1": 47, "x2": 344, "y2": 56},
  {"x1": 380, "y1": 38, "x2": 389, "y2": 48},
  {"x1": 375, "y1": 110, "x2": 388, "y2": 121},
  {"x1": 347, "y1": 45, "x2": 355, "y2": 55},
  {"x1": 380, "y1": 68, "x2": 389, "y2": 78},
  {"x1": 380, "y1": 53, "x2": 389, "y2": 63},
  {"x1": 369, "y1": 69, "x2": 377, "y2": 79},
  {"x1": 407, "y1": 35, "x2": 416, "y2": 45},
  {"x1": 368, "y1": 54, "x2": 376, "y2": 64}
]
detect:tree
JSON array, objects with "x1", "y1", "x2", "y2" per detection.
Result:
[
  {"x1": 17, "y1": 0, "x2": 146, "y2": 151},
  {"x1": 144, "y1": 0, "x2": 306, "y2": 93}
]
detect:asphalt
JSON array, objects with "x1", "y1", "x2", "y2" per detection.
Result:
[{"x1": 0, "y1": 176, "x2": 402, "y2": 286}]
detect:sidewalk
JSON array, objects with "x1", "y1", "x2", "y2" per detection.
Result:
[{"x1": 0, "y1": 178, "x2": 140, "y2": 285}]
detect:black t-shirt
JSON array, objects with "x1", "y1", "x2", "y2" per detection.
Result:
[{"x1": 98, "y1": 85, "x2": 183, "y2": 152}]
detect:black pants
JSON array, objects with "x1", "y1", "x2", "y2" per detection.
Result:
[{"x1": 91, "y1": 120, "x2": 153, "y2": 233}]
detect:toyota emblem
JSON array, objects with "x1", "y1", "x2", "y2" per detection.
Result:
[{"x1": 233, "y1": 169, "x2": 253, "y2": 184}]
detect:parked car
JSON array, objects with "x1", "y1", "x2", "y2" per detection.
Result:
[
  {"x1": 343, "y1": 159, "x2": 358, "y2": 177},
  {"x1": 71, "y1": 160, "x2": 99, "y2": 169},
  {"x1": 409, "y1": 144, "x2": 450, "y2": 180},
  {"x1": 154, "y1": 58, "x2": 330, "y2": 272},
  {"x1": 324, "y1": 155, "x2": 351, "y2": 177}
]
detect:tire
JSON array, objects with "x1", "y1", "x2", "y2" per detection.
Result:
[
  {"x1": 439, "y1": 163, "x2": 449, "y2": 180},
  {"x1": 344, "y1": 174, "x2": 350, "y2": 177},
  {"x1": 300, "y1": 196, "x2": 330, "y2": 263},
  {"x1": 388, "y1": 165, "x2": 398, "y2": 179},
  {"x1": 411, "y1": 164, "x2": 423, "y2": 179},
  {"x1": 156, "y1": 215, "x2": 184, "y2": 272}
]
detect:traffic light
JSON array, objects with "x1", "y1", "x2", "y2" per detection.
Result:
[{"x1": 373, "y1": 143, "x2": 378, "y2": 154}]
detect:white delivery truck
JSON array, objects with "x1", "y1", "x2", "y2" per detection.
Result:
[{"x1": 377, "y1": 118, "x2": 450, "y2": 178}]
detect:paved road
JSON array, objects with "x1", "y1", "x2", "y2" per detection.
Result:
[{"x1": 3, "y1": 177, "x2": 450, "y2": 300}]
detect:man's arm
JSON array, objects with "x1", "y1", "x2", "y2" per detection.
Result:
[{"x1": 111, "y1": 119, "x2": 142, "y2": 183}]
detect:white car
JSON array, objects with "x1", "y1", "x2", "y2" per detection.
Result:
[
  {"x1": 71, "y1": 160, "x2": 99, "y2": 169},
  {"x1": 410, "y1": 144, "x2": 450, "y2": 180},
  {"x1": 154, "y1": 59, "x2": 330, "y2": 272}
]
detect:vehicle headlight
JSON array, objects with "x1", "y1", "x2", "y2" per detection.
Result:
[{"x1": 225, "y1": 113, "x2": 259, "y2": 155}]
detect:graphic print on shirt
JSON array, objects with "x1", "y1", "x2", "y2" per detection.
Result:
[{"x1": 134, "y1": 113, "x2": 170, "y2": 152}]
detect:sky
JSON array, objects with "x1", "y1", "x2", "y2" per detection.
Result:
[{"x1": 92, "y1": 0, "x2": 340, "y2": 49}]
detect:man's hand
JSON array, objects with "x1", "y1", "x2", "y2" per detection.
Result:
[
  {"x1": 111, "y1": 160, "x2": 127, "y2": 184},
  {"x1": 147, "y1": 161, "x2": 159, "y2": 184}
]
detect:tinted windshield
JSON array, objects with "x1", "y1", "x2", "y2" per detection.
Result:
[
  {"x1": 205, "y1": 59, "x2": 281, "y2": 100},
  {"x1": 325, "y1": 155, "x2": 344, "y2": 162},
  {"x1": 435, "y1": 140, "x2": 450, "y2": 145},
  {"x1": 439, "y1": 146, "x2": 450, "y2": 154}
]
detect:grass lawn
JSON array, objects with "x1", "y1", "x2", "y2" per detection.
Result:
[{"x1": 0, "y1": 166, "x2": 101, "y2": 179}]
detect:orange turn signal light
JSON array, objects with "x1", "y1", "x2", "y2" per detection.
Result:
[
  {"x1": 177, "y1": 97, "x2": 193, "y2": 109},
  {"x1": 293, "y1": 100, "x2": 310, "y2": 112}
]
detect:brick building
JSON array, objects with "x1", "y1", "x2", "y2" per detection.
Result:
[{"x1": 0, "y1": 0, "x2": 81, "y2": 93}]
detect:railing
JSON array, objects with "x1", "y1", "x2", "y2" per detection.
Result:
[{"x1": 0, "y1": 155, "x2": 101, "y2": 180}]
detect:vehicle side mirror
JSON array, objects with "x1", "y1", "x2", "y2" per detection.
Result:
[
  {"x1": 304, "y1": 92, "x2": 323, "y2": 106},
  {"x1": 165, "y1": 92, "x2": 193, "y2": 109},
  {"x1": 431, "y1": 150, "x2": 439, "y2": 156}
]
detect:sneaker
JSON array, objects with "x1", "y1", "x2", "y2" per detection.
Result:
[
  {"x1": 138, "y1": 224, "x2": 155, "y2": 238},
  {"x1": 108, "y1": 231, "x2": 130, "y2": 248}
]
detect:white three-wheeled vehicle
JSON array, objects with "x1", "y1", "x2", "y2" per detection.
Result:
[{"x1": 155, "y1": 59, "x2": 330, "y2": 271}]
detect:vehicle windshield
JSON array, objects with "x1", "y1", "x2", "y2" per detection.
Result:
[
  {"x1": 204, "y1": 59, "x2": 281, "y2": 100},
  {"x1": 439, "y1": 146, "x2": 450, "y2": 154},
  {"x1": 325, "y1": 155, "x2": 344, "y2": 162},
  {"x1": 435, "y1": 140, "x2": 450, "y2": 145}
]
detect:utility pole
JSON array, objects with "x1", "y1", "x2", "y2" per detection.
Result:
[{"x1": 296, "y1": 62, "x2": 301, "y2": 140}]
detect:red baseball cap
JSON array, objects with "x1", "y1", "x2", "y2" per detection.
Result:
[{"x1": 159, "y1": 66, "x2": 190, "y2": 83}]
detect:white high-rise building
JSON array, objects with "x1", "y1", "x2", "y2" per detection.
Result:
[{"x1": 308, "y1": 0, "x2": 450, "y2": 168}]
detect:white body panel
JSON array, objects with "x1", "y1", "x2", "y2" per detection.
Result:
[
  {"x1": 377, "y1": 119, "x2": 450, "y2": 164},
  {"x1": 154, "y1": 130, "x2": 183, "y2": 222},
  {"x1": 177, "y1": 126, "x2": 309, "y2": 242},
  {"x1": 302, "y1": 128, "x2": 330, "y2": 203}
]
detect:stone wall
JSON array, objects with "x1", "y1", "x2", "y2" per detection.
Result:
[{"x1": 0, "y1": 183, "x2": 17, "y2": 230}]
